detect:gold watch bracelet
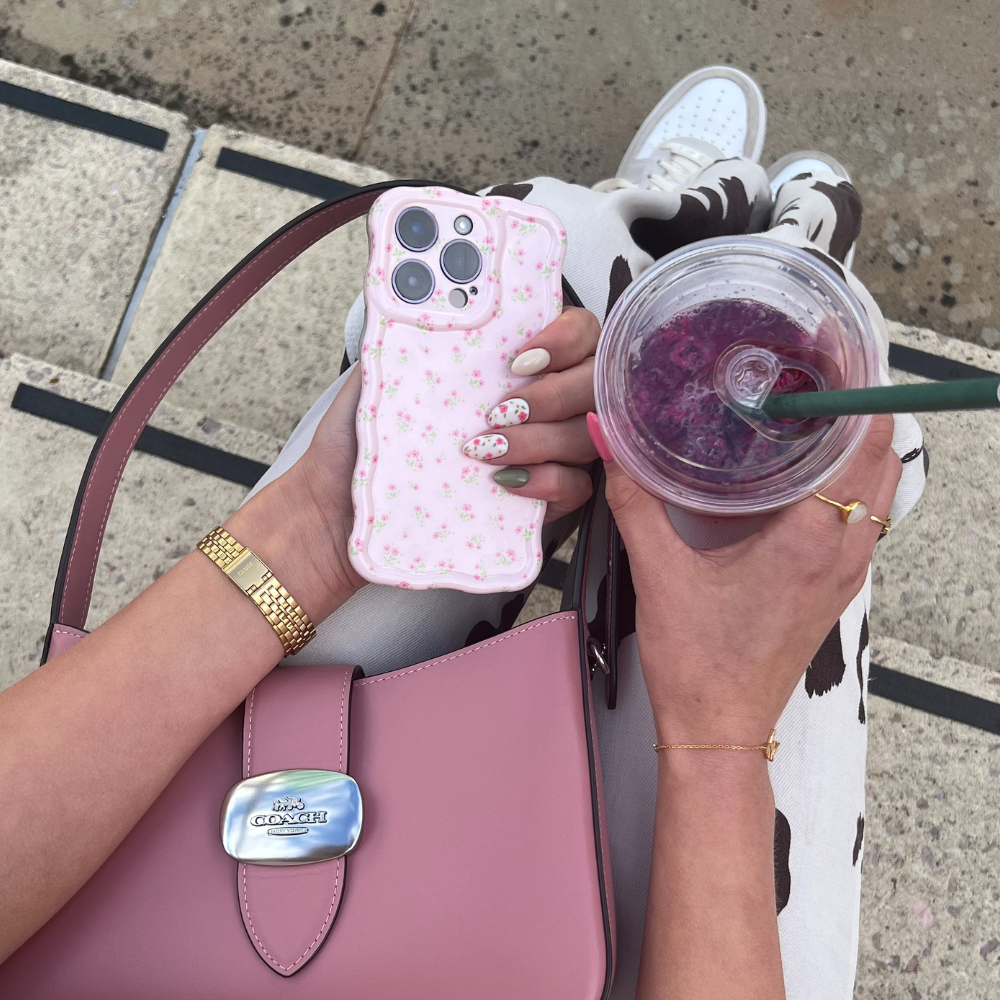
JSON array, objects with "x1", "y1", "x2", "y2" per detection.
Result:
[{"x1": 197, "y1": 526, "x2": 316, "y2": 657}]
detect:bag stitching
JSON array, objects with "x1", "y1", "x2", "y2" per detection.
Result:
[
  {"x1": 241, "y1": 859, "x2": 342, "y2": 973},
  {"x1": 338, "y1": 667, "x2": 348, "y2": 772},
  {"x1": 239, "y1": 668, "x2": 351, "y2": 972},
  {"x1": 244, "y1": 687, "x2": 255, "y2": 780}
]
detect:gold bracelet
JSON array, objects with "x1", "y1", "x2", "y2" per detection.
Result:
[
  {"x1": 197, "y1": 526, "x2": 316, "y2": 657},
  {"x1": 653, "y1": 729, "x2": 780, "y2": 762}
]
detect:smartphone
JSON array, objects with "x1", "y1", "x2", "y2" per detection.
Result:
[{"x1": 349, "y1": 186, "x2": 567, "y2": 593}]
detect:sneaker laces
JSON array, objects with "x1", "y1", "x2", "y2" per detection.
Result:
[{"x1": 592, "y1": 139, "x2": 715, "y2": 193}]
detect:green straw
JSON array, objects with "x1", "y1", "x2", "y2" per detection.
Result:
[{"x1": 762, "y1": 377, "x2": 1000, "y2": 419}]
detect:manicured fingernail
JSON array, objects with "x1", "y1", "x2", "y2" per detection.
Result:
[
  {"x1": 462, "y1": 433, "x2": 509, "y2": 461},
  {"x1": 510, "y1": 347, "x2": 551, "y2": 376},
  {"x1": 493, "y1": 468, "x2": 530, "y2": 488},
  {"x1": 587, "y1": 412, "x2": 614, "y2": 462},
  {"x1": 487, "y1": 397, "x2": 530, "y2": 429}
]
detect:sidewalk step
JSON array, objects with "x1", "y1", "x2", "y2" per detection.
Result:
[
  {"x1": 0, "y1": 59, "x2": 191, "y2": 375},
  {"x1": 111, "y1": 125, "x2": 390, "y2": 440},
  {"x1": 0, "y1": 1, "x2": 411, "y2": 160},
  {"x1": 873, "y1": 322, "x2": 1000, "y2": 674},
  {"x1": 859, "y1": 635, "x2": 1000, "y2": 999},
  {"x1": 0, "y1": 353, "x2": 282, "y2": 689}
]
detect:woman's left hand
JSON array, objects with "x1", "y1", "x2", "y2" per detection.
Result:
[
  {"x1": 243, "y1": 305, "x2": 603, "y2": 620},
  {"x1": 460, "y1": 305, "x2": 601, "y2": 522}
]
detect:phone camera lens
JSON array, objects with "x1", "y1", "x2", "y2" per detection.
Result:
[
  {"x1": 392, "y1": 260, "x2": 435, "y2": 303},
  {"x1": 440, "y1": 239, "x2": 483, "y2": 284},
  {"x1": 454, "y1": 215, "x2": 473, "y2": 235},
  {"x1": 395, "y1": 208, "x2": 438, "y2": 251}
]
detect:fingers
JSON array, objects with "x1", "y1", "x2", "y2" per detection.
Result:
[
  {"x1": 811, "y1": 414, "x2": 897, "y2": 531},
  {"x1": 765, "y1": 415, "x2": 900, "y2": 580},
  {"x1": 459, "y1": 307, "x2": 602, "y2": 522},
  {"x1": 462, "y1": 308, "x2": 599, "y2": 500},
  {"x1": 492, "y1": 463, "x2": 594, "y2": 523},
  {"x1": 486, "y1": 360, "x2": 596, "y2": 429},
  {"x1": 463, "y1": 415, "x2": 597, "y2": 466},
  {"x1": 841, "y1": 428, "x2": 901, "y2": 566},
  {"x1": 509, "y1": 306, "x2": 601, "y2": 376},
  {"x1": 310, "y1": 364, "x2": 362, "y2": 461}
]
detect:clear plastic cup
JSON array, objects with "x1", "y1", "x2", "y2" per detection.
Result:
[{"x1": 594, "y1": 237, "x2": 880, "y2": 516}]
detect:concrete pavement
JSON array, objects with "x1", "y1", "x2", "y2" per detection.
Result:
[
  {"x1": 0, "y1": 58, "x2": 191, "y2": 374},
  {"x1": 3, "y1": 0, "x2": 1000, "y2": 348}
]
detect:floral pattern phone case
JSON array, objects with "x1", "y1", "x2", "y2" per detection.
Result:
[{"x1": 349, "y1": 187, "x2": 567, "y2": 593}]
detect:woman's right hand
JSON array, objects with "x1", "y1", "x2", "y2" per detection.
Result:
[
  {"x1": 605, "y1": 414, "x2": 901, "y2": 746},
  {"x1": 610, "y1": 415, "x2": 901, "y2": 1000}
]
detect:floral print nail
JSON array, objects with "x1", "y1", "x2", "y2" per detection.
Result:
[
  {"x1": 487, "y1": 397, "x2": 530, "y2": 429},
  {"x1": 462, "y1": 433, "x2": 509, "y2": 461}
]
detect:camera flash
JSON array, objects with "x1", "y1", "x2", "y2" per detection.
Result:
[{"x1": 454, "y1": 215, "x2": 473, "y2": 235}]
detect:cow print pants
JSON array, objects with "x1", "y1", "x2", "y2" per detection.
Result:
[{"x1": 248, "y1": 157, "x2": 927, "y2": 1000}]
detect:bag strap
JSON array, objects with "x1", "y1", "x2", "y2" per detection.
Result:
[
  {"x1": 44, "y1": 181, "x2": 593, "y2": 658},
  {"x1": 237, "y1": 663, "x2": 362, "y2": 975},
  {"x1": 565, "y1": 467, "x2": 631, "y2": 711},
  {"x1": 47, "y1": 182, "x2": 399, "y2": 645}
]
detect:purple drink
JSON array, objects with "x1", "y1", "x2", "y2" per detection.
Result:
[
  {"x1": 597, "y1": 239, "x2": 879, "y2": 515},
  {"x1": 627, "y1": 299, "x2": 830, "y2": 482}
]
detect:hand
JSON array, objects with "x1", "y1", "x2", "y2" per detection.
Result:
[
  {"x1": 605, "y1": 415, "x2": 901, "y2": 746},
  {"x1": 230, "y1": 306, "x2": 604, "y2": 617},
  {"x1": 461, "y1": 306, "x2": 601, "y2": 522},
  {"x1": 226, "y1": 366, "x2": 366, "y2": 623}
]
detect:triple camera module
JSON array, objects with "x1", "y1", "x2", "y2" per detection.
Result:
[{"x1": 391, "y1": 208, "x2": 482, "y2": 305}]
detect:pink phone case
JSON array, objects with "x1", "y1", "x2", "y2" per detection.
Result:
[{"x1": 349, "y1": 187, "x2": 567, "y2": 593}]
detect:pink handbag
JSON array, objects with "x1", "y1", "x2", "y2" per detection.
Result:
[{"x1": 0, "y1": 183, "x2": 617, "y2": 999}]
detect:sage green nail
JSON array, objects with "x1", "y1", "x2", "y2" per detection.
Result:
[{"x1": 493, "y1": 468, "x2": 530, "y2": 488}]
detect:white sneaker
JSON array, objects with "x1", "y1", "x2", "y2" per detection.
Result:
[
  {"x1": 593, "y1": 66, "x2": 766, "y2": 193},
  {"x1": 766, "y1": 150, "x2": 857, "y2": 270}
]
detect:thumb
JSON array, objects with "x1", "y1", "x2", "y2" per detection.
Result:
[{"x1": 604, "y1": 460, "x2": 686, "y2": 557}]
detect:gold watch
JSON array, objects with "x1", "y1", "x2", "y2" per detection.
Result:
[{"x1": 197, "y1": 526, "x2": 316, "y2": 656}]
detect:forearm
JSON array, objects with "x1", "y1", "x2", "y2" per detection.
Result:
[
  {"x1": 637, "y1": 751, "x2": 784, "y2": 1000},
  {"x1": 0, "y1": 469, "x2": 353, "y2": 960}
]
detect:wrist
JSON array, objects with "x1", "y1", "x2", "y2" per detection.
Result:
[
  {"x1": 657, "y1": 744, "x2": 771, "y2": 791},
  {"x1": 223, "y1": 465, "x2": 362, "y2": 625}
]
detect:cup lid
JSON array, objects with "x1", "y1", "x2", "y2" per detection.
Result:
[{"x1": 595, "y1": 237, "x2": 879, "y2": 515}]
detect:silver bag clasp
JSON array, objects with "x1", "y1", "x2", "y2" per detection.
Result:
[{"x1": 221, "y1": 769, "x2": 362, "y2": 866}]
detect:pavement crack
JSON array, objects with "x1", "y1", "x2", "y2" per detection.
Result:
[{"x1": 352, "y1": 0, "x2": 416, "y2": 162}]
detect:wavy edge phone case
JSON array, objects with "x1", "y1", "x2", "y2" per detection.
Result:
[{"x1": 350, "y1": 187, "x2": 566, "y2": 593}]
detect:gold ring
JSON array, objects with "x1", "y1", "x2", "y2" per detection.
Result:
[
  {"x1": 870, "y1": 512, "x2": 892, "y2": 538},
  {"x1": 814, "y1": 492, "x2": 869, "y2": 524}
]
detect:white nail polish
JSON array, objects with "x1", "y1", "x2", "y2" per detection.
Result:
[
  {"x1": 510, "y1": 347, "x2": 551, "y2": 376},
  {"x1": 462, "y1": 433, "x2": 509, "y2": 461},
  {"x1": 487, "y1": 397, "x2": 530, "y2": 429}
]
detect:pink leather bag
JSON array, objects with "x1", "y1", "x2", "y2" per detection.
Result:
[{"x1": 0, "y1": 183, "x2": 616, "y2": 999}]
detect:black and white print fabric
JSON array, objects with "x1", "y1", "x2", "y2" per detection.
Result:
[{"x1": 245, "y1": 156, "x2": 926, "y2": 1000}]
